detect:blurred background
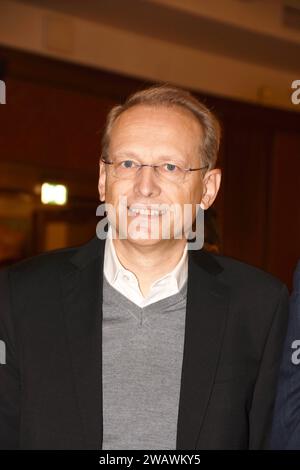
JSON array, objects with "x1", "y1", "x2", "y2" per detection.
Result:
[{"x1": 0, "y1": 0, "x2": 299, "y2": 290}]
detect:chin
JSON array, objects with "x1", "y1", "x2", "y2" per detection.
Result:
[
  {"x1": 126, "y1": 236, "x2": 163, "y2": 247},
  {"x1": 123, "y1": 228, "x2": 184, "y2": 247},
  {"x1": 125, "y1": 225, "x2": 164, "y2": 245}
]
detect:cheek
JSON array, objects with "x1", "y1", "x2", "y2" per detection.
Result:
[
  {"x1": 176, "y1": 183, "x2": 203, "y2": 206},
  {"x1": 105, "y1": 178, "x2": 132, "y2": 204},
  {"x1": 191, "y1": 179, "x2": 204, "y2": 203}
]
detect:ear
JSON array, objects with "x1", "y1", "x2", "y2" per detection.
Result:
[
  {"x1": 98, "y1": 159, "x2": 106, "y2": 202},
  {"x1": 200, "y1": 169, "x2": 221, "y2": 210}
]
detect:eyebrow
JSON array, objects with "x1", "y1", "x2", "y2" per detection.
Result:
[{"x1": 112, "y1": 151, "x2": 188, "y2": 165}]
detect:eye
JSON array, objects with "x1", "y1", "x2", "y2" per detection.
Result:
[
  {"x1": 120, "y1": 159, "x2": 135, "y2": 169},
  {"x1": 164, "y1": 163, "x2": 178, "y2": 172}
]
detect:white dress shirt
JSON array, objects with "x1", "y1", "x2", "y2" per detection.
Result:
[{"x1": 103, "y1": 225, "x2": 188, "y2": 308}]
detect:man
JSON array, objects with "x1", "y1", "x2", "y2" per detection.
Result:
[
  {"x1": 270, "y1": 260, "x2": 300, "y2": 449},
  {"x1": 0, "y1": 84, "x2": 289, "y2": 449}
]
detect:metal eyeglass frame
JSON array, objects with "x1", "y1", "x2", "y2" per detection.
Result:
[{"x1": 100, "y1": 157, "x2": 209, "y2": 176}]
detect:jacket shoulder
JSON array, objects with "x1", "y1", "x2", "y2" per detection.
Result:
[
  {"x1": 5, "y1": 244, "x2": 79, "y2": 276},
  {"x1": 0, "y1": 244, "x2": 82, "y2": 295},
  {"x1": 207, "y1": 251, "x2": 288, "y2": 296},
  {"x1": 1, "y1": 236, "x2": 104, "y2": 294}
]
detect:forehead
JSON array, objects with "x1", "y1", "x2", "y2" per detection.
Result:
[{"x1": 109, "y1": 104, "x2": 203, "y2": 157}]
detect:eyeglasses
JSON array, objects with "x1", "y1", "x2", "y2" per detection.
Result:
[{"x1": 101, "y1": 157, "x2": 208, "y2": 183}]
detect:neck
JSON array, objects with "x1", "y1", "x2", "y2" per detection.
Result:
[{"x1": 112, "y1": 237, "x2": 187, "y2": 297}]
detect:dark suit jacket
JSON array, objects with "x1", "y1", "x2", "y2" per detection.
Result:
[
  {"x1": 0, "y1": 236, "x2": 289, "y2": 449},
  {"x1": 270, "y1": 260, "x2": 300, "y2": 449}
]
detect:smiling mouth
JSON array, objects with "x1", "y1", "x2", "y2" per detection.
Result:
[{"x1": 127, "y1": 205, "x2": 168, "y2": 216}]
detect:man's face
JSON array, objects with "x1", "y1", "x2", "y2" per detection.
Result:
[{"x1": 98, "y1": 104, "x2": 221, "y2": 247}]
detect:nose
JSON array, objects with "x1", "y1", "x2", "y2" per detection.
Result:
[{"x1": 133, "y1": 165, "x2": 161, "y2": 198}]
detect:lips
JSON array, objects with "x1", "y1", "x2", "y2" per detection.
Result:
[{"x1": 127, "y1": 205, "x2": 168, "y2": 216}]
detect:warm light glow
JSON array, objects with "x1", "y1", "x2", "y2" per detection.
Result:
[{"x1": 41, "y1": 183, "x2": 68, "y2": 205}]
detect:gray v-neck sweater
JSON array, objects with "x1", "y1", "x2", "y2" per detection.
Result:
[{"x1": 101, "y1": 274, "x2": 188, "y2": 450}]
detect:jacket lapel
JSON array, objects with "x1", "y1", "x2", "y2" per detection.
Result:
[
  {"x1": 61, "y1": 236, "x2": 229, "y2": 450},
  {"x1": 176, "y1": 249, "x2": 230, "y2": 449},
  {"x1": 61, "y1": 237, "x2": 105, "y2": 450}
]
